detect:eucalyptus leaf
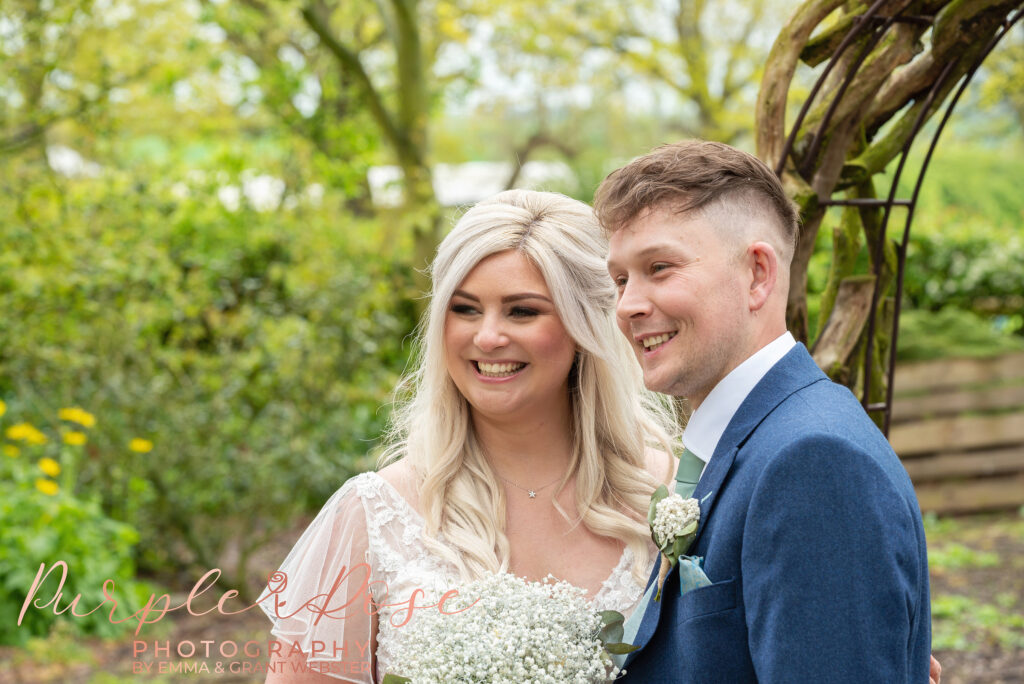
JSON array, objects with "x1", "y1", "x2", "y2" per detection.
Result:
[
  {"x1": 604, "y1": 641, "x2": 641, "y2": 654},
  {"x1": 382, "y1": 675, "x2": 412, "y2": 684},
  {"x1": 599, "y1": 622, "x2": 625, "y2": 645},
  {"x1": 648, "y1": 484, "x2": 669, "y2": 525},
  {"x1": 599, "y1": 609, "x2": 626, "y2": 628}
]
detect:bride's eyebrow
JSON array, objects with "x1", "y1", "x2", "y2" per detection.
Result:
[
  {"x1": 502, "y1": 293, "x2": 551, "y2": 304},
  {"x1": 451, "y1": 290, "x2": 552, "y2": 304}
]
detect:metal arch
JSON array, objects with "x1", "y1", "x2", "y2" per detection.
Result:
[
  {"x1": 884, "y1": 7, "x2": 1024, "y2": 434},
  {"x1": 774, "y1": 4, "x2": 1024, "y2": 436}
]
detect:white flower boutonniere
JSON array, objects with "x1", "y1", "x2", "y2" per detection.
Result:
[{"x1": 648, "y1": 485, "x2": 700, "y2": 601}]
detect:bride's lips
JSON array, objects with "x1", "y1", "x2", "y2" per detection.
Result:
[{"x1": 472, "y1": 360, "x2": 528, "y2": 383}]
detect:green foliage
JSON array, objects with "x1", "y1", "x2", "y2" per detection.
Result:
[
  {"x1": 896, "y1": 308, "x2": 1024, "y2": 362},
  {"x1": 808, "y1": 144, "x2": 1024, "y2": 358},
  {"x1": 894, "y1": 144, "x2": 1024, "y2": 333},
  {"x1": 902, "y1": 230, "x2": 1024, "y2": 319},
  {"x1": 931, "y1": 594, "x2": 1024, "y2": 651},
  {"x1": 0, "y1": 157, "x2": 418, "y2": 596},
  {"x1": 0, "y1": 410, "x2": 154, "y2": 646},
  {"x1": 927, "y1": 543, "x2": 1000, "y2": 571}
]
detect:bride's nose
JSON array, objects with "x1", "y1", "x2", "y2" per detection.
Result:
[{"x1": 473, "y1": 314, "x2": 509, "y2": 351}]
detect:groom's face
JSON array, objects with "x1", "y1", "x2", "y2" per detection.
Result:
[{"x1": 607, "y1": 206, "x2": 751, "y2": 405}]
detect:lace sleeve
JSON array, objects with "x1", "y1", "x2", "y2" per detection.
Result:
[{"x1": 260, "y1": 476, "x2": 378, "y2": 683}]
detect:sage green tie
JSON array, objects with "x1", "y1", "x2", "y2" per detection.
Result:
[{"x1": 675, "y1": 447, "x2": 703, "y2": 498}]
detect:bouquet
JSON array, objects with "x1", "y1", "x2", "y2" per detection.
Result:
[{"x1": 383, "y1": 572, "x2": 634, "y2": 683}]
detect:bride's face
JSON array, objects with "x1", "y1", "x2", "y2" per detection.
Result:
[{"x1": 443, "y1": 250, "x2": 577, "y2": 423}]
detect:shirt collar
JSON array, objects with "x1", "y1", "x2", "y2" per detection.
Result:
[{"x1": 683, "y1": 331, "x2": 796, "y2": 464}]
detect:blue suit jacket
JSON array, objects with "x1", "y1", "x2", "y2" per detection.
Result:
[{"x1": 621, "y1": 344, "x2": 931, "y2": 683}]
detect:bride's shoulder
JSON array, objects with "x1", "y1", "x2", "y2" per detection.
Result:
[
  {"x1": 375, "y1": 459, "x2": 422, "y2": 512},
  {"x1": 644, "y1": 444, "x2": 679, "y2": 486}
]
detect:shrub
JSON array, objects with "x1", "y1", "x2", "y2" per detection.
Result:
[
  {"x1": 0, "y1": 406, "x2": 154, "y2": 646},
  {"x1": 0, "y1": 163, "x2": 418, "y2": 598}
]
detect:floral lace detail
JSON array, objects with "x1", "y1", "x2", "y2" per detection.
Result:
[
  {"x1": 346, "y1": 471, "x2": 651, "y2": 679},
  {"x1": 591, "y1": 545, "x2": 646, "y2": 614}
]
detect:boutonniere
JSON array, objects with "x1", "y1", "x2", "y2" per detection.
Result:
[{"x1": 648, "y1": 485, "x2": 700, "y2": 602}]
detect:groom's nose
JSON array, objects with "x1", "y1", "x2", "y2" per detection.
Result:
[{"x1": 616, "y1": 280, "x2": 653, "y2": 321}]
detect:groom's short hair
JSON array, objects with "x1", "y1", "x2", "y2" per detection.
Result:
[{"x1": 593, "y1": 140, "x2": 800, "y2": 259}]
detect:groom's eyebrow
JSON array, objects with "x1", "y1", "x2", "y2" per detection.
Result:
[
  {"x1": 635, "y1": 243, "x2": 683, "y2": 259},
  {"x1": 607, "y1": 243, "x2": 683, "y2": 271}
]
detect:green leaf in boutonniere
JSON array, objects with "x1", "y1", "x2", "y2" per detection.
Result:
[
  {"x1": 647, "y1": 485, "x2": 700, "y2": 601},
  {"x1": 597, "y1": 609, "x2": 640, "y2": 654},
  {"x1": 382, "y1": 675, "x2": 412, "y2": 683}
]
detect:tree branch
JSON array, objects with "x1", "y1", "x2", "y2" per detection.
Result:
[
  {"x1": 300, "y1": 2, "x2": 404, "y2": 155},
  {"x1": 503, "y1": 132, "x2": 578, "y2": 190}
]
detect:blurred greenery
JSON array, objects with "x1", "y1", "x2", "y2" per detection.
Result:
[
  {"x1": 0, "y1": 413, "x2": 154, "y2": 645},
  {"x1": 0, "y1": 158, "x2": 418, "y2": 602},
  {"x1": 1, "y1": 0, "x2": 1022, "y2": 653},
  {"x1": 804, "y1": 143, "x2": 1024, "y2": 359},
  {"x1": 924, "y1": 513, "x2": 1024, "y2": 654}
]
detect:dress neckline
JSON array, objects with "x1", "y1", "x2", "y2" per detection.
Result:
[{"x1": 361, "y1": 471, "x2": 639, "y2": 604}]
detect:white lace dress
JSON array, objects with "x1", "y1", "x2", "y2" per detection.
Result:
[{"x1": 260, "y1": 472, "x2": 652, "y2": 683}]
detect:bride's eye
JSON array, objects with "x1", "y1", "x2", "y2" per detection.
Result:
[
  {"x1": 450, "y1": 303, "x2": 478, "y2": 315},
  {"x1": 509, "y1": 306, "x2": 539, "y2": 318}
]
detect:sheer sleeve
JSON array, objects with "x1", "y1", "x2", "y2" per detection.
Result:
[{"x1": 259, "y1": 476, "x2": 377, "y2": 683}]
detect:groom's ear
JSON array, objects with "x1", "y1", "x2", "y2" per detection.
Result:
[{"x1": 746, "y1": 241, "x2": 778, "y2": 312}]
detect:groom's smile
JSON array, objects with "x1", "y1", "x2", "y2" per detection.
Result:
[{"x1": 637, "y1": 331, "x2": 678, "y2": 354}]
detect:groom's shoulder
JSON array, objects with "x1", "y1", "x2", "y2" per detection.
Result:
[
  {"x1": 748, "y1": 377, "x2": 917, "y2": 493},
  {"x1": 774, "y1": 369, "x2": 883, "y2": 434}
]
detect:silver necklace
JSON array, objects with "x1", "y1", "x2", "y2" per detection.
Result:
[{"x1": 496, "y1": 472, "x2": 563, "y2": 499}]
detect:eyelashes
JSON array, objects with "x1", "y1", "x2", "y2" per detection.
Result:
[{"x1": 448, "y1": 304, "x2": 540, "y2": 318}]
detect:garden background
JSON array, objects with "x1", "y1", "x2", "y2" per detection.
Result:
[{"x1": 1, "y1": 0, "x2": 1022, "y2": 681}]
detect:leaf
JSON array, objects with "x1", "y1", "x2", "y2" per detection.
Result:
[
  {"x1": 647, "y1": 484, "x2": 669, "y2": 526},
  {"x1": 599, "y1": 609, "x2": 625, "y2": 626},
  {"x1": 382, "y1": 675, "x2": 412, "y2": 684},
  {"x1": 598, "y1": 610, "x2": 626, "y2": 644},
  {"x1": 604, "y1": 641, "x2": 640, "y2": 654}
]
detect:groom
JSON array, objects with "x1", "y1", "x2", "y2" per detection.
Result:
[{"x1": 597, "y1": 141, "x2": 932, "y2": 682}]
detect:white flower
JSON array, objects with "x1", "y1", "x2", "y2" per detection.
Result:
[
  {"x1": 387, "y1": 572, "x2": 620, "y2": 683},
  {"x1": 651, "y1": 494, "x2": 700, "y2": 547}
]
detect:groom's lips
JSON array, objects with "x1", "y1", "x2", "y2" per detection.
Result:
[{"x1": 635, "y1": 331, "x2": 679, "y2": 355}]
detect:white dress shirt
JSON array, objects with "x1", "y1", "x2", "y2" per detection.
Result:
[{"x1": 683, "y1": 331, "x2": 797, "y2": 472}]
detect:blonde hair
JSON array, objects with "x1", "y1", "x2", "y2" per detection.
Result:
[{"x1": 380, "y1": 189, "x2": 677, "y2": 584}]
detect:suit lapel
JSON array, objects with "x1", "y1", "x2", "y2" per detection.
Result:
[{"x1": 690, "y1": 343, "x2": 828, "y2": 550}]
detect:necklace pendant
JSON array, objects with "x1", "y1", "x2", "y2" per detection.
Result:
[{"x1": 528, "y1": 490, "x2": 537, "y2": 498}]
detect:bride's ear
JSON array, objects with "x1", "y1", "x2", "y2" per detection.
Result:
[{"x1": 747, "y1": 242, "x2": 778, "y2": 312}]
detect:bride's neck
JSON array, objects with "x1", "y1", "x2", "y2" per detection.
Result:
[{"x1": 471, "y1": 406, "x2": 575, "y2": 484}]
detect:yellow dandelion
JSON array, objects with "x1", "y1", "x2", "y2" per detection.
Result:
[
  {"x1": 5, "y1": 423, "x2": 28, "y2": 440},
  {"x1": 5, "y1": 423, "x2": 47, "y2": 444},
  {"x1": 3, "y1": 444, "x2": 19, "y2": 457},
  {"x1": 129, "y1": 438, "x2": 154, "y2": 453},
  {"x1": 63, "y1": 431, "x2": 88, "y2": 446},
  {"x1": 0, "y1": 399, "x2": 6, "y2": 417},
  {"x1": 35, "y1": 478, "x2": 59, "y2": 496},
  {"x1": 58, "y1": 407, "x2": 96, "y2": 428},
  {"x1": 38, "y1": 457, "x2": 62, "y2": 477},
  {"x1": 25, "y1": 431, "x2": 47, "y2": 445}
]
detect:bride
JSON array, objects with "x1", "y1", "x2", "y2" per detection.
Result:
[{"x1": 262, "y1": 189, "x2": 678, "y2": 682}]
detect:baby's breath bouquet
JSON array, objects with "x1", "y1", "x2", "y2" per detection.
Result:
[{"x1": 383, "y1": 572, "x2": 634, "y2": 683}]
